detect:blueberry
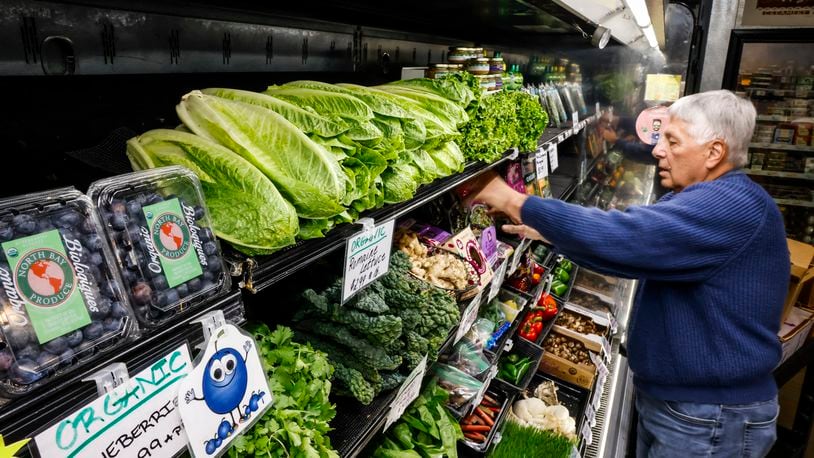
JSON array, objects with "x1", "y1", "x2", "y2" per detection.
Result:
[
  {"x1": 109, "y1": 213, "x2": 128, "y2": 231},
  {"x1": 134, "y1": 305, "x2": 149, "y2": 319},
  {"x1": 194, "y1": 205, "x2": 206, "y2": 220},
  {"x1": 145, "y1": 193, "x2": 163, "y2": 205},
  {"x1": 58, "y1": 227, "x2": 81, "y2": 242},
  {"x1": 147, "y1": 267, "x2": 165, "y2": 279},
  {"x1": 103, "y1": 317, "x2": 123, "y2": 333},
  {"x1": 132, "y1": 282, "x2": 152, "y2": 305},
  {"x1": 120, "y1": 269, "x2": 137, "y2": 285},
  {"x1": 36, "y1": 351, "x2": 59, "y2": 368},
  {"x1": 83, "y1": 321, "x2": 104, "y2": 341},
  {"x1": 152, "y1": 275, "x2": 168, "y2": 291},
  {"x1": 11, "y1": 359, "x2": 44, "y2": 384},
  {"x1": 126, "y1": 223, "x2": 142, "y2": 242},
  {"x1": 98, "y1": 281, "x2": 118, "y2": 299},
  {"x1": 79, "y1": 218, "x2": 96, "y2": 234},
  {"x1": 0, "y1": 349, "x2": 13, "y2": 371},
  {"x1": 187, "y1": 278, "x2": 203, "y2": 292},
  {"x1": 207, "y1": 257, "x2": 222, "y2": 273},
  {"x1": 52, "y1": 211, "x2": 82, "y2": 229},
  {"x1": 59, "y1": 348, "x2": 75, "y2": 364},
  {"x1": 5, "y1": 326, "x2": 33, "y2": 347},
  {"x1": 83, "y1": 234, "x2": 103, "y2": 252},
  {"x1": 12, "y1": 214, "x2": 37, "y2": 235},
  {"x1": 203, "y1": 241, "x2": 218, "y2": 256},
  {"x1": 203, "y1": 272, "x2": 215, "y2": 283},
  {"x1": 126, "y1": 200, "x2": 142, "y2": 217},
  {"x1": 43, "y1": 336, "x2": 68, "y2": 354},
  {"x1": 0, "y1": 224, "x2": 13, "y2": 242},
  {"x1": 175, "y1": 283, "x2": 189, "y2": 298},
  {"x1": 90, "y1": 299, "x2": 111, "y2": 320},
  {"x1": 110, "y1": 200, "x2": 126, "y2": 214},
  {"x1": 200, "y1": 228, "x2": 214, "y2": 243},
  {"x1": 152, "y1": 290, "x2": 167, "y2": 307},
  {"x1": 15, "y1": 345, "x2": 39, "y2": 361},
  {"x1": 65, "y1": 330, "x2": 83, "y2": 347},
  {"x1": 88, "y1": 252, "x2": 104, "y2": 267},
  {"x1": 164, "y1": 289, "x2": 180, "y2": 305},
  {"x1": 109, "y1": 301, "x2": 127, "y2": 319},
  {"x1": 124, "y1": 253, "x2": 141, "y2": 271},
  {"x1": 74, "y1": 340, "x2": 95, "y2": 358},
  {"x1": 37, "y1": 219, "x2": 55, "y2": 232}
]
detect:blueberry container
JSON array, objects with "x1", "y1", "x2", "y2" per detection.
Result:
[
  {"x1": 88, "y1": 166, "x2": 230, "y2": 327},
  {"x1": 0, "y1": 188, "x2": 137, "y2": 397}
]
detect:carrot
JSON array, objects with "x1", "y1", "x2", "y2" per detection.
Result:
[
  {"x1": 478, "y1": 405, "x2": 496, "y2": 418},
  {"x1": 464, "y1": 432, "x2": 487, "y2": 442},
  {"x1": 463, "y1": 414, "x2": 482, "y2": 425},
  {"x1": 482, "y1": 394, "x2": 499, "y2": 405},
  {"x1": 476, "y1": 406, "x2": 495, "y2": 426},
  {"x1": 462, "y1": 424, "x2": 492, "y2": 432}
]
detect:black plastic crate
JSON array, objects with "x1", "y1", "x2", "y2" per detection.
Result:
[
  {"x1": 482, "y1": 289, "x2": 530, "y2": 363},
  {"x1": 492, "y1": 338, "x2": 545, "y2": 393},
  {"x1": 547, "y1": 260, "x2": 579, "y2": 303},
  {"x1": 458, "y1": 383, "x2": 515, "y2": 456},
  {"x1": 527, "y1": 372, "x2": 590, "y2": 435}
]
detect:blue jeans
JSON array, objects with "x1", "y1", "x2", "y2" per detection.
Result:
[{"x1": 635, "y1": 390, "x2": 778, "y2": 458}]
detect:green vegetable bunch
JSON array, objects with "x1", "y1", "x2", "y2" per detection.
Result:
[
  {"x1": 459, "y1": 91, "x2": 548, "y2": 163},
  {"x1": 373, "y1": 383, "x2": 464, "y2": 458},
  {"x1": 487, "y1": 419, "x2": 576, "y2": 458},
  {"x1": 228, "y1": 324, "x2": 338, "y2": 458},
  {"x1": 292, "y1": 251, "x2": 460, "y2": 405}
]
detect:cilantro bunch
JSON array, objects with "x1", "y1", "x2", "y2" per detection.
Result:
[{"x1": 228, "y1": 324, "x2": 338, "y2": 458}]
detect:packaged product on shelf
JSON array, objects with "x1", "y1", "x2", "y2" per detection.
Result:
[
  {"x1": 568, "y1": 288, "x2": 615, "y2": 315},
  {"x1": 432, "y1": 363, "x2": 484, "y2": 410},
  {"x1": 540, "y1": 328, "x2": 600, "y2": 389},
  {"x1": 0, "y1": 188, "x2": 137, "y2": 396},
  {"x1": 521, "y1": 153, "x2": 539, "y2": 196},
  {"x1": 554, "y1": 306, "x2": 610, "y2": 340},
  {"x1": 439, "y1": 227, "x2": 494, "y2": 295},
  {"x1": 503, "y1": 160, "x2": 527, "y2": 195},
  {"x1": 774, "y1": 123, "x2": 796, "y2": 144},
  {"x1": 397, "y1": 230, "x2": 476, "y2": 294},
  {"x1": 794, "y1": 122, "x2": 813, "y2": 146},
  {"x1": 448, "y1": 338, "x2": 491, "y2": 378},
  {"x1": 88, "y1": 166, "x2": 230, "y2": 327}
]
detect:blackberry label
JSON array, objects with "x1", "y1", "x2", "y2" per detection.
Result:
[
  {"x1": 2, "y1": 229, "x2": 91, "y2": 343},
  {"x1": 143, "y1": 198, "x2": 203, "y2": 288}
]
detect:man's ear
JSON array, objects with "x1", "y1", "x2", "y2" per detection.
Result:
[{"x1": 706, "y1": 139, "x2": 727, "y2": 169}]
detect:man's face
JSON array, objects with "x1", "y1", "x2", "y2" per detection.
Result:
[{"x1": 651, "y1": 118, "x2": 713, "y2": 192}]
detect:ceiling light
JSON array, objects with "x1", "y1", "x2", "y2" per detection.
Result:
[
  {"x1": 642, "y1": 24, "x2": 658, "y2": 48},
  {"x1": 622, "y1": 0, "x2": 652, "y2": 28},
  {"x1": 592, "y1": 25, "x2": 612, "y2": 49}
]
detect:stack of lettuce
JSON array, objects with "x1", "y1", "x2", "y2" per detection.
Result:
[{"x1": 127, "y1": 76, "x2": 546, "y2": 256}]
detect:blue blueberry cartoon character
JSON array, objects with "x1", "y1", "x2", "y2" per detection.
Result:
[{"x1": 185, "y1": 339, "x2": 267, "y2": 455}]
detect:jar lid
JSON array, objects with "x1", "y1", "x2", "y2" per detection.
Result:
[{"x1": 475, "y1": 57, "x2": 490, "y2": 63}]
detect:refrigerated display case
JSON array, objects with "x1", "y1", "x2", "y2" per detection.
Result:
[
  {"x1": 723, "y1": 29, "x2": 814, "y2": 243},
  {"x1": 0, "y1": 1, "x2": 690, "y2": 457}
]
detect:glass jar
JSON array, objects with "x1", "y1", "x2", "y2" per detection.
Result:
[
  {"x1": 448, "y1": 47, "x2": 483, "y2": 63},
  {"x1": 466, "y1": 57, "x2": 491, "y2": 75},
  {"x1": 426, "y1": 63, "x2": 451, "y2": 79},
  {"x1": 489, "y1": 57, "x2": 505, "y2": 75}
]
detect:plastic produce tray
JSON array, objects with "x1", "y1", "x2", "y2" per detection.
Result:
[
  {"x1": 458, "y1": 383, "x2": 515, "y2": 456},
  {"x1": 493, "y1": 337, "x2": 545, "y2": 393},
  {"x1": 527, "y1": 372, "x2": 589, "y2": 435}
]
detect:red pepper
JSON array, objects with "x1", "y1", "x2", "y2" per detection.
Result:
[
  {"x1": 532, "y1": 321, "x2": 543, "y2": 333},
  {"x1": 537, "y1": 294, "x2": 559, "y2": 321}
]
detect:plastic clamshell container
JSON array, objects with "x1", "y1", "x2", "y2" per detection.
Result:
[
  {"x1": 493, "y1": 338, "x2": 544, "y2": 393},
  {"x1": 88, "y1": 166, "x2": 230, "y2": 327},
  {"x1": 0, "y1": 187, "x2": 137, "y2": 397}
]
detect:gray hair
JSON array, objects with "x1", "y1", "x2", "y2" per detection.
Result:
[{"x1": 668, "y1": 90, "x2": 756, "y2": 168}]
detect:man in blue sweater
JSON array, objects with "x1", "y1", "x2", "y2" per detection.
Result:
[{"x1": 466, "y1": 90, "x2": 788, "y2": 457}]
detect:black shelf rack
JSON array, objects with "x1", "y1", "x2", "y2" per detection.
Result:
[{"x1": 0, "y1": 291, "x2": 247, "y2": 446}]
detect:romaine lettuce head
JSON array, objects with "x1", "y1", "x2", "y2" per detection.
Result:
[{"x1": 126, "y1": 129, "x2": 298, "y2": 255}]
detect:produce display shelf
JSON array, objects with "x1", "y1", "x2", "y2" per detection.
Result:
[
  {"x1": 0, "y1": 290, "x2": 246, "y2": 445},
  {"x1": 330, "y1": 390, "x2": 398, "y2": 457},
  {"x1": 774, "y1": 198, "x2": 814, "y2": 208},
  {"x1": 749, "y1": 143, "x2": 814, "y2": 153},
  {"x1": 539, "y1": 127, "x2": 570, "y2": 147},
  {"x1": 746, "y1": 169, "x2": 814, "y2": 180},
  {"x1": 240, "y1": 151, "x2": 517, "y2": 294},
  {"x1": 757, "y1": 114, "x2": 796, "y2": 122}
]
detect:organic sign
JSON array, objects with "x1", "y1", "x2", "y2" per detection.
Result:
[{"x1": 34, "y1": 345, "x2": 193, "y2": 458}]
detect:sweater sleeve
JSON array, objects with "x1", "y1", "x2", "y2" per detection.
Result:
[{"x1": 520, "y1": 182, "x2": 766, "y2": 282}]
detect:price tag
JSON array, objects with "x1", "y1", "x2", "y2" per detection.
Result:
[
  {"x1": 597, "y1": 359, "x2": 609, "y2": 380},
  {"x1": 385, "y1": 355, "x2": 428, "y2": 430},
  {"x1": 580, "y1": 421, "x2": 593, "y2": 446},
  {"x1": 571, "y1": 445, "x2": 583, "y2": 458},
  {"x1": 595, "y1": 102, "x2": 601, "y2": 115},
  {"x1": 608, "y1": 313, "x2": 618, "y2": 334},
  {"x1": 535, "y1": 147, "x2": 549, "y2": 179},
  {"x1": 509, "y1": 238, "x2": 526, "y2": 275},
  {"x1": 548, "y1": 143, "x2": 559, "y2": 172},
  {"x1": 35, "y1": 345, "x2": 193, "y2": 458},
  {"x1": 755, "y1": 90, "x2": 766, "y2": 96},
  {"x1": 592, "y1": 385, "x2": 602, "y2": 411},
  {"x1": 572, "y1": 111, "x2": 579, "y2": 125},
  {"x1": 342, "y1": 219, "x2": 395, "y2": 303},
  {"x1": 489, "y1": 258, "x2": 509, "y2": 301},
  {"x1": 600, "y1": 336, "x2": 611, "y2": 362},
  {"x1": 585, "y1": 403, "x2": 597, "y2": 427},
  {"x1": 455, "y1": 291, "x2": 483, "y2": 344},
  {"x1": 471, "y1": 366, "x2": 498, "y2": 409}
]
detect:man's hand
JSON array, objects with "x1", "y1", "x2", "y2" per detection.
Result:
[
  {"x1": 501, "y1": 224, "x2": 549, "y2": 243},
  {"x1": 458, "y1": 170, "x2": 528, "y2": 223},
  {"x1": 601, "y1": 127, "x2": 618, "y2": 144}
]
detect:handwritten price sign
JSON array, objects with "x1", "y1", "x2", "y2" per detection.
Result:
[{"x1": 342, "y1": 220, "x2": 395, "y2": 303}]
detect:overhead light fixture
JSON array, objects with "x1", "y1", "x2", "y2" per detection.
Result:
[
  {"x1": 592, "y1": 25, "x2": 612, "y2": 49},
  {"x1": 642, "y1": 24, "x2": 658, "y2": 48},
  {"x1": 622, "y1": 0, "x2": 652, "y2": 28},
  {"x1": 573, "y1": 23, "x2": 613, "y2": 49}
]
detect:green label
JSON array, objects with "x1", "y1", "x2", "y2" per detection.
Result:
[
  {"x1": 143, "y1": 198, "x2": 203, "y2": 288},
  {"x1": 2, "y1": 230, "x2": 92, "y2": 343}
]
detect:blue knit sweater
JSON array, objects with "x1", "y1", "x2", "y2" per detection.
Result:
[{"x1": 521, "y1": 170, "x2": 788, "y2": 404}]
